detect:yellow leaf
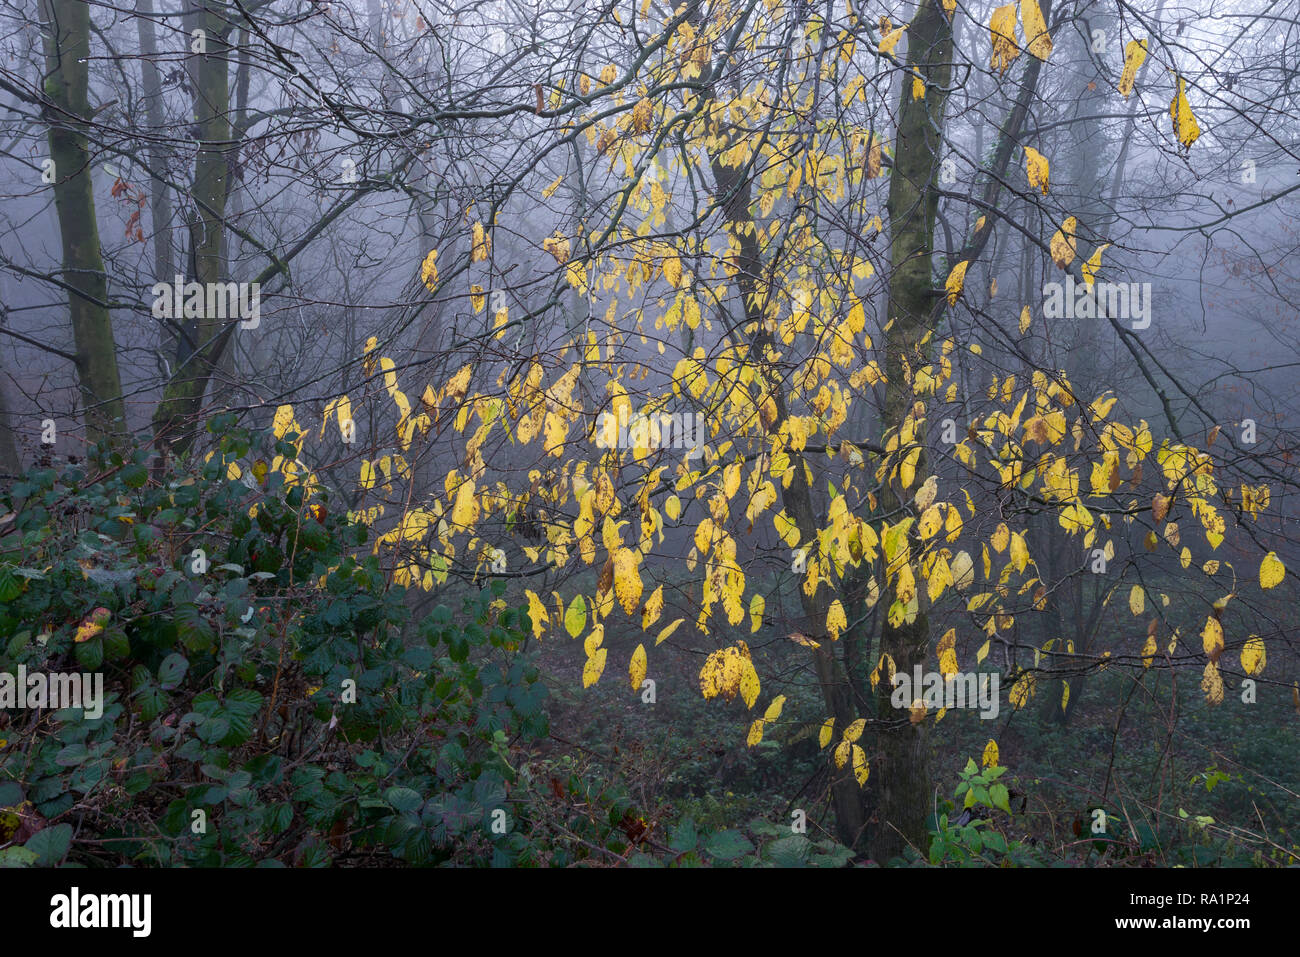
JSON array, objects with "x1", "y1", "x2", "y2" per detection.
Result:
[
  {"x1": 945, "y1": 260, "x2": 970, "y2": 306},
  {"x1": 541, "y1": 233, "x2": 570, "y2": 264},
  {"x1": 564, "y1": 594, "x2": 587, "y2": 638},
  {"x1": 1081, "y1": 243, "x2": 1110, "y2": 287},
  {"x1": 470, "y1": 221, "x2": 491, "y2": 261},
  {"x1": 749, "y1": 593, "x2": 765, "y2": 633},
  {"x1": 272, "y1": 404, "x2": 294, "y2": 439},
  {"x1": 663, "y1": 253, "x2": 682, "y2": 288},
  {"x1": 74, "y1": 607, "x2": 110, "y2": 643},
  {"x1": 739, "y1": 656, "x2": 760, "y2": 709},
  {"x1": 1009, "y1": 531, "x2": 1029, "y2": 573},
  {"x1": 989, "y1": 3, "x2": 1019, "y2": 73},
  {"x1": 420, "y1": 249, "x2": 439, "y2": 291},
  {"x1": 912, "y1": 74, "x2": 925, "y2": 99},
  {"x1": 878, "y1": 25, "x2": 905, "y2": 54},
  {"x1": 656, "y1": 617, "x2": 684, "y2": 644},
  {"x1": 1019, "y1": 305, "x2": 1032, "y2": 333},
  {"x1": 913, "y1": 475, "x2": 938, "y2": 510},
  {"x1": 937, "y1": 628, "x2": 958, "y2": 676},
  {"x1": 1201, "y1": 615, "x2": 1224, "y2": 660},
  {"x1": 843, "y1": 718, "x2": 866, "y2": 743},
  {"x1": 991, "y1": 522, "x2": 1010, "y2": 553},
  {"x1": 525, "y1": 590, "x2": 548, "y2": 640},
  {"x1": 833, "y1": 738, "x2": 851, "y2": 769},
  {"x1": 747, "y1": 717, "x2": 765, "y2": 747},
  {"x1": 826, "y1": 599, "x2": 848, "y2": 641},
  {"x1": 918, "y1": 504, "x2": 943, "y2": 540},
  {"x1": 1141, "y1": 633, "x2": 1158, "y2": 668},
  {"x1": 982, "y1": 739, "x2": 999, "y2": 767},
  {"x1": 583, "y1": 648, "x2": 607, "y2": 688},
  {"x1": 643, "y1": 584, "x2": 664, "y2": 629},
  {"x1": 763, "y1": 695, "x2": 786, "y2": 724},
  {"x1": 1118, "y1": 39, "x2": 1147, "y2": 99},
  {"x1": 1200, "y1": 660, "x2": 1224, "y2": 705},
  {"x1": 1241, "y1": 635, "x2": 1266, "y2": 676},
  {"x1": 664, "y1": 495, "x2": 682, "y2": 521},
  {"x1": 1169, "y1": 76, "x2": 1201, "y2": 149},
  {"x1": 1009, "y1": 673, "x2": 1033, "y2": 709},
  {"x1": 1260, "y1": 551, "x2": 1285, "y2": 589},
  {"x1": 1020, "y1": 0, "x2": 1052, "y2": 59},
  {"x1": 629, "y1": 643, "x2": 647, "y2": 689},
  {"x1": 612, "y1": 547, "x2": 643, "y2": 614},
  {"x1": 1023, "y1": 146, "x2": 1049, "y2": 194},
  {"x1": 819, "y1": 717, "x2": 835, "y2": 749},
  {"x1": 450, "y1": 478, "x2": 479, "y2": 527},
  {"x1": 852, "y1": 745, "x2": 870, "y2": 786},
  {"x1": 1050, "y1": 216, "x2": 1077, "y2": 269},
  {"x1": 1129, "y1": 585, "x2": 1145, "y2": 616}
]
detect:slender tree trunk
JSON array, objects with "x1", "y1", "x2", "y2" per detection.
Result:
[
  {"x1": 135, "y1": 0, "x2": 175, "y2": 366},
  {"x1": 41, "y1": 0, "x2": 126, "y2": 443},
  {"x1": 151, "y1": 4, "x2": 233, "y2": 455},
  {"x1": 870, "y1": 0, "x2": 954, "y2": 862}
]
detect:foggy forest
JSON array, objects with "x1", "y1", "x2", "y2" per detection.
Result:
[{"x1": 0, "y1": 0, "x2": 1297, "y2": 871}]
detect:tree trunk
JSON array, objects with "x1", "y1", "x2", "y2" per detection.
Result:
[
  {"x1": 41, "y1": 0, "x2": 126, "y2": 443},
  {"x1": 870, "y1": 0, "x2": 954, "y2": 862},
  {"x1": 151, "y1": 5, "x2": 234, "y2": 455}
]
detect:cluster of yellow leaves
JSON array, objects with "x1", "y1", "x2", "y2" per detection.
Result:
[
  {"x1": 699, "y1": 640, "x2": 760, "y2": 707},
  {"x1": 988, "y1": 0, "x2": 1051, "y2": 74},
  {"x1": 825, "y1": 717, "x2": 869, "y2": 786}
]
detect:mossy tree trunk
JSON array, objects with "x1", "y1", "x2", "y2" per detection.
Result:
[
  {"x1": 41, "y1": 0, "x2": 126, "y2": 443},
  {"x1": 869, "y1": 0, "x2": 954, "y2": 862}
]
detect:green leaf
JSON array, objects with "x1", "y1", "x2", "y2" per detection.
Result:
[
  {"x1": 668, "y1": 818, "x2": 698, "y2": 853},
  {"x1": 703, "y1": 829, "x2": 754, "y2": 861},
  {"x1": 0, "y1": 846, "x2": 37, "y2": 868},
  {"x1": 0, "y1": 568, "x2": 22, "y2": 602},
  {"x1": 990, "y1": 782, "x2": 1011, "y2": 813},
  {"x1": 24, "y1": 824, "x2": 73, "y2": 865}
]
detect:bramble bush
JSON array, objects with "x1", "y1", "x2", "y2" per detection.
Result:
[{"x1": 0, "y1": 417, "x2": 558, "y2": 866}]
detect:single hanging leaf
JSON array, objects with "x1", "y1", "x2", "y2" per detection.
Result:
[
  {"x1": 1260, "y1": 551, "x2": 1285, "y2": 589},
  {"x1": 1118, "y1": 39, "x2": 1147, "y2": 98},
  {"x1": 989, "y1": 3, "x2": 1019, "y2": 73},
  {"x1": 629, "y1": 643, "x2": 647, "y2": 689},
  {"x1": 420, "y1": 249, "x2": 439, "y2": 291},
  {"x1": 1169, "y1": 76, "x2": 1201, "y2": 148},
  {"x1": 945, "y1": 260, "x2": 970, "y2": 305},
  {"x1": 272, "y1": 404, "x2": 294, "y2": 439},
  {"x1": 564, "y1": 594, "x2": 588, "y2": 638},
  {"x1": 1081, "y1": 244, "x2": 1110, "y2": 287},
  {"x1": 642, "y1": 584, "x2": 664, "y2": 629},
  {"x1": 1240, "y1": 635, "x2": 1266, "y2": 675},
  {"x1": 1050, "y1": 216, "x2": 1077, "y2": 269},
  {"x1": 764, "y1": 695, "x2": 786, "y2": 723},
  {"x1": 656, "y1": 617, "x2": 684, "y2": 644},
  {"x1": 1023, "y1": 146, "x2": 1049, "y2": 194},
  {"x1": 1129, "y1": 585, "x2": 1145, "y2": 616},
  {"x1": 982, "y1": 739, "x2": 999, "y2": 767},
  {"x1": 1200, "y1": 660, "x2": 1224, "y2": 705},
  {"x1": 1201, "y1": 615, "x2": 1224, "y2": 661},
  {"x1": 826, "y1": 599, "x2": 848, "y2": 641},
  {"x1": 583, "y1": 648, "x2": 607, "y2": 687},
  {"x1": 739, "y1": 656, "x2": 761, "y2": 708},
  {"x1": 852, "y1": 745, "x2": 870, "y2": 786},
  {"x1": 819, "y1": 717, "x2": 835, "y2": 749},
  {"x1": 878, "y1": 25, "x2": 906, "y2": 54},
  {"x1": 1020, "y1": 0, "x2": 1052, "y2": 60},
  {"x1": 525, "y1": 590, "x2": 548, "y2": 639}
]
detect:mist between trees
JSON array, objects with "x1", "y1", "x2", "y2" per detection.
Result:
[{"x1": 0, "y1": 0, "x2": 1296, "y2": 867}]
